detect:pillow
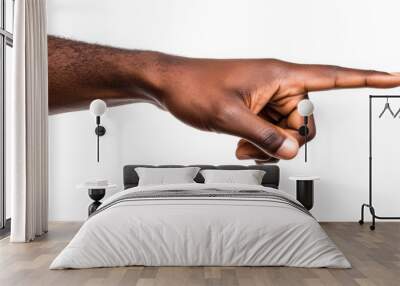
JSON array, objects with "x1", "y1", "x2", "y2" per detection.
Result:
[
  {"x1": 135, "y1": 167, "x2": 201, "y2": 186},
  {"x1": 200, "y1": 169, "x2": 266, "y2": 185}
]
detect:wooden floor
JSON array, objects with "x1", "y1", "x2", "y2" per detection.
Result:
[{"x1": 0, "y1": 222, "x2": 399, "y2": 286}]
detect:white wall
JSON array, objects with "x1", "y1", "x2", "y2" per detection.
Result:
[{"x1": 47, "y1": 0, "x2": 400, "y2": 221}]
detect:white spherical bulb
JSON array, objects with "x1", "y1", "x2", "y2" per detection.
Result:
[
  {"x1": 90, "y1": 99, "x2": 107, "y2": 116},
  {"x1": 297, "y1": 99, "x2": 314, "y2": 116}
]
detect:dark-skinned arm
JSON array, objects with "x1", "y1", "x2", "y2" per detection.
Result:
[{"x1": 48, "y1": 36, "x2": 400, "y2": 162}]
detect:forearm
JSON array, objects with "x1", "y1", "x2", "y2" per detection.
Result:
[
  {"x1": 48, "y1": 36, "x2": 174, "y2": 114},
  {"x1": 48, "y1": 36, "x2": 272, "y2": 115}
]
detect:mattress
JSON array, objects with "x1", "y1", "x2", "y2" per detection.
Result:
[{"x1": 50, "y1": 183, "x2": 350, "y2": 269}]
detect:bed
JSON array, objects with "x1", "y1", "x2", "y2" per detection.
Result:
[{"x1": 50, "y1": 165, "x2": 350, "y2": 269}]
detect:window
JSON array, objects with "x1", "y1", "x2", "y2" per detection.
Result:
[{"x1": 0, "y1": 0, "x2": 13, "y2": 234}]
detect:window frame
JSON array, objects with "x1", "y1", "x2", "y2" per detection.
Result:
[{"x1": 0, "y1": 0, "x2": 13, "y2": 234}]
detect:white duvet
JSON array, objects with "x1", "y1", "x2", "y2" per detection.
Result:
[{"x1": 50, "y1": 183, "x2": 350, "y2": 269}]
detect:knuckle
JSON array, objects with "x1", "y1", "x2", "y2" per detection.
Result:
[{"x1": 258, "y1": 128, "x2": 284, "y2": 153}]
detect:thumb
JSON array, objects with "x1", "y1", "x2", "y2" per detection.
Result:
[{"x1": 218, "y1": 106, "x2": 299, "y2": 159}]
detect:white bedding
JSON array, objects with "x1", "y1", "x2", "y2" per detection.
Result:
[{"x1": 50, "y1": 183, "x2": 350, "y2": 269}]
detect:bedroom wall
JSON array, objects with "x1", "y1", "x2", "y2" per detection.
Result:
[{"x1": 48, "y1": 0, "x2": 400, "y2": 221}]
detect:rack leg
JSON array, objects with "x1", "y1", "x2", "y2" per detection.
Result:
[
  {"x1": 359, "y1": 204, "x2": 366, "y2": 225},
  {"x1": 369, "y1": 206, "x2": 376, "y2": 231},
  {"x1": 359, "y1": 204, "x2": 376, "y2": 230}
]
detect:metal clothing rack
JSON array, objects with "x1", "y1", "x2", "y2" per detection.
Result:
[{"x1": 359, "y1": 95, "x2": 400, "y2": 230}]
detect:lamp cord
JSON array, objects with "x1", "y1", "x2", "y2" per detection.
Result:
[
  {"x1": 304, "y1": 116, "x2": 308, "y2": 163},
  {"x1": 305, "y1": 132, "x2": 307, "y2": 162},
  {"x1": 97, "y1": 124, "x2": 100, "y2": 162}
]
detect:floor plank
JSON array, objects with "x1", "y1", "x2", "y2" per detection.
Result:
[{"x1": 0, "y1": 222, "x2": 399, "y2": 286}]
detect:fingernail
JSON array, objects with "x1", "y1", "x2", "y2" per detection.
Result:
[{"x1": 276, "y1": 138, "x2": 298, "y2": 159}]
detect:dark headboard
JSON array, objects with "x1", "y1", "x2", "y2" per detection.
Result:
[{"x1": 123, "y1": 164, "x2": 280, "y2": 189}]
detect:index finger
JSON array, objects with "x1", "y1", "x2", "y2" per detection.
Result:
[{"x1": 295, "y1": 64, "x2": 400, "y2": 91}]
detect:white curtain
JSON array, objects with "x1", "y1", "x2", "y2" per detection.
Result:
[{"x1": 9, "y1": 0, "x2": 48, "y2": 242}]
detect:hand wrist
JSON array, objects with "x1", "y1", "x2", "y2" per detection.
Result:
[{"x1": 119, "y1": 51, "x2": 177, "y2": 107}]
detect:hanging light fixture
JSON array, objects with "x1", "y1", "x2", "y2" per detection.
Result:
[
  {"x1": 89, "y1": 99, "x2": 107, "y2": 162},
  {"x1": 297, "y1": 99, "x2": 314, "y2": 163}
]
